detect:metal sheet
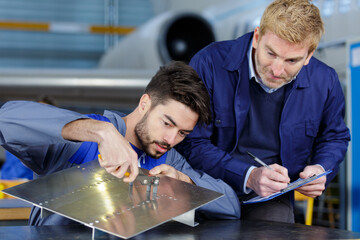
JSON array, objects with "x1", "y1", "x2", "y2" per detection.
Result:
[{"x1": 2, "y1": 160, "x2": 223, "y2": 239}]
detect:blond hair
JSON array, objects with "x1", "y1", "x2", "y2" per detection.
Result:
[{"x1": 259, "y1": 0, "x2": 324, "y2": 53}]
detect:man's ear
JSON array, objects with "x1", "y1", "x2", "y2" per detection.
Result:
[
  {"x1": 252, "y1": 27, "x2": 260, "y2": 49},
  {"x1": 304, "y1": 50, "x2": 315, "y2": 66},
  {"x1": 138, "y1": 94, "x2": 151, "y2": 113}
]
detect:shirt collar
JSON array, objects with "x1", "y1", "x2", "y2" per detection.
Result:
[{"x1": 247, "y1": 40, "x2": 296, "y2": 93}]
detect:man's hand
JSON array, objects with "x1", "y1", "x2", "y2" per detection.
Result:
[
  {"x1": 296, "y1": 165, "x2": 326, "y2": 198},
  {"x1": 149, "y1": 164, "x2": 193, "y2": 184},
  {"x1": 62, "y1": 119, "x2": 139, "y2": 182},
  {"x1": 97, "y1": 129, "x2": 139, "y2": 182},
  {"x1": 246, "y1": 164, "x2": 290, "y2": 197}
]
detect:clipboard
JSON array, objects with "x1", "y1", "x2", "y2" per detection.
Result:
[{"x1": 242, "y1": 170, "x2": 332, "y2": 204}]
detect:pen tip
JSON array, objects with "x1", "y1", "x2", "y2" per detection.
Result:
[{"x1": 246, "y1": 151, "x2": 254, "y2": 158}]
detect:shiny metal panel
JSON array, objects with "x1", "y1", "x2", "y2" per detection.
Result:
[{"x1": 2, "y1": 160, "x2": 222, "y2": 239}]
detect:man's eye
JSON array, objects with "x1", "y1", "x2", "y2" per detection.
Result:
[{"x1": 179, "y1": 131, "x2": 186, "y2": 137}]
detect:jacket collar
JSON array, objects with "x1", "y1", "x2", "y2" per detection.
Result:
[
  {"x1": 223, "y1": 32, "x2": 253, "y2": 72},
  {"x1": 295, "y1": 67, "x2": 310, "y2": 89}
]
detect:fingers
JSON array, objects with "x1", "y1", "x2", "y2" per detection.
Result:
[
  {"x1": 296, "y1": 176, "x2": 326, "y2": 198},
  {"x1": 98, "y1": 153, "x2": 139, "y2": 182},
  {"x1": 149, "y1": 164, "x2": 173, "y2": 176},
  {"x1": 297, "y1": 185, "x2": 325, "y2": 198},
  {"x1": 298, "y1": 182, "x2": 325, "y2": 192},
  {"x1": 296, "y1": 165, "x2": 327, "y2": 198},
  {"x1": 268, "y1": 164, "x2": 290, "y2": 183},
  {"x1": 149, "y1": 165, "x2": 162, "y2": 175},
  {"x1": 149, "y1": 164, "x2": 192, "y2": 183},
  {"x1": 247, "y1": 167, "x2": 289, "y2": 197},
  {"x1": 299, "y1": 165, "x2": 325, "y2": 178},
  {"x1": 111, "y1": 163, "x2": 130, "y2": 179},
  {"x1": 98, "y1": 154, "x2": 107, "y2": 168},
  {"x1": 149, "y1": 164, "x2": 176, "y2": 178},
  {"x1": 123, "y1": 162, "x2": 139, "y2": 183},
  {"x1": 149, "y1": 164, "x2": 173, "y2": 175},
  {"x1": 261, "y1": 177, "x2": 288, "y2": 195},
  {"x1": 96, "y1": 126, "x2": 140, "y2": 180}
]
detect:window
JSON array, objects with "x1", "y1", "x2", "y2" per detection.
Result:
[
  {"x1": 322, "y1": 0, "x2": 335, "y2": 17},
  {"x1": 339, "y1": 0, "x2": 352, "y2": 13},
  {"x1": 0, "y1": 0, "x2": 154, "y2": 68}
]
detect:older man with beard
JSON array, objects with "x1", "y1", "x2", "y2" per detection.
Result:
[{"x1": 0, "y1": 61, "x2": 240, "y2": 226}]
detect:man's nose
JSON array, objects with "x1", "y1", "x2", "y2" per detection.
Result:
[
  {"x1": 163, "y1": 130, "x2": 177, "y2": 146},
  {"x1": 271, "y1": 60, "x2": 285, "y2": 76}
]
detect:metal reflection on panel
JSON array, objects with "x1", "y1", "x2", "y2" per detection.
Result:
[{"x1": 2, "y1": 160, "x2": 223, "y2": 239}]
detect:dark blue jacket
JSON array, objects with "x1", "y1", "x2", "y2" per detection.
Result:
[{"x1": 177, "y1": 32, "x2": 350, "y2": 195}]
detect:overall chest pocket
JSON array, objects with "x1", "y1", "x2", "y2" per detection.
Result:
[
  {"x1": 213, "y1": 109, "x2": 236, "y2": 151},
  {"x1": 214, "y1": 108, "x2": 236, "y2": 127},
  {"x1": 291, "y1": 120, "x2": 319, "y2": 159}
]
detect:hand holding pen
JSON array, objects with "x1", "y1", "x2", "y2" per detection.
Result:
[{"x1": 246, "y1": 151, "x2": 290, "y2": 197}]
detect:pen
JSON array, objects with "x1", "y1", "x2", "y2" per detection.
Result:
[{"x1": 246, "y1": 151, "x2": 274, "y2": 170}]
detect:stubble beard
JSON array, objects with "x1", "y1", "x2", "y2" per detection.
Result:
[
  {"x1": 134, "y1": 112, "x2": 170, "y2": 159},
  {"x1": 254, "y1": 52, "x2": 294, "y2": 89}
]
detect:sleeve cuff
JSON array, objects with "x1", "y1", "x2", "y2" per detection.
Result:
[
  {"x1": 243, "y1": 166, "x2": 257, "y2": 194},
  {"x1": 315, "y1": 164, "x2": 325, "y2": 172}
]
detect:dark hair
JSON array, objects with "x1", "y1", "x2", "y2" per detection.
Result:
[
  {"x1": 36, "y1": 95, "x2": 56, "y2": 106},
  {"x1": 144, "y1": 61, "x2": 211, "y2": 125}
]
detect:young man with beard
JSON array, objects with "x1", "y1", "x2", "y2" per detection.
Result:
[
  {"x1": 176, "y1": 0, "x2": 350, "y2": 223},
  {"x1": 0, "y1": 61, "x2": 240, "y2": 225}
]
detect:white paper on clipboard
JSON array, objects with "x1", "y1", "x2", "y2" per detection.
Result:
[{"x1": 242, "y1": 170, "x2": 332, "y2": 204}]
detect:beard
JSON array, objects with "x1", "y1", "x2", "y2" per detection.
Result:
[
  {"x1": 254, "y1": 52, "x2": 298, "y2": 89},
  {"x1": 134, "y1": 111, "x2": 171, "y2": 159}
]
